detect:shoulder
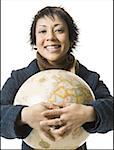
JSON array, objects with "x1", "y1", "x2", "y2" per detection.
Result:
[
  {"x1": 1, "y1": 59, "x2": 40, "y2": 103},
  {"x1": 77, "y1": 61, "x2": 100, "y2": 90},
  {"x1": 10, "y1": 59, "x2": 40, "y2": 87},
  {"x1": 12, "y1": 59, "x2": 39, "y2": 75}
]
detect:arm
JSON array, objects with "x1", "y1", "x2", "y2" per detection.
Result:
[
  {"x1": 0, "y1": 71, "x2": 32, "y2": 139},
  {"x1": 76, "y1": 63, "x2": 113, "y2": 133},
  {"x1": 83, "y1": 80, "x2": 113, "y2": 133}
]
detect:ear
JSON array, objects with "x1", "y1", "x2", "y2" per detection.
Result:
[{"x1": 33, "y1": 45, "x2": 37, "y2": 50}]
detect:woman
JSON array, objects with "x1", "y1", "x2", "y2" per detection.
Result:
[{"x1": 1, "y1": 6, "x2": 113, "y2": 150}]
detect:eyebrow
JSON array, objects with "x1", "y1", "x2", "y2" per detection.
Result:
[{"x1": 38, "y1": 24, "x2": 63, "y2": 27}]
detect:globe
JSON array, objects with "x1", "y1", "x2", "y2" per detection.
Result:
[{"x1": 14, "y1": 69, "x2": 95, "y2": 149}]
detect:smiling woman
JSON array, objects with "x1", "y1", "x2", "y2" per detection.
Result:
[
  {"x1": 1, "y1": 4, "x2": 113, "y2": 150},
  {"x1": 35, "y1": 15, "x2": 70, "y2": 63},
  {"x1": 30, "y1": 6, "x2": 78, "y2": 71}
]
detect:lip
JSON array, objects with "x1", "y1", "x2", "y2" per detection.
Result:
[
  {"x1": 44, "y1": 44, "x2": 61, "y2": 48},
  {"x1": 44, "y1": 44, "x2": 61, "y2": 53}
]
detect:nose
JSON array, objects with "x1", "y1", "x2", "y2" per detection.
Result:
[{"x1": 46, "y1": 30, "x2": 56, "y2": 41}]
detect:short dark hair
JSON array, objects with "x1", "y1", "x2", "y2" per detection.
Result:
[{"x1": 30, "y1": 6, "x2": 79, "y2": 52}]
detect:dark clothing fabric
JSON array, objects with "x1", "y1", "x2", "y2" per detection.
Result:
[{"x1": 1, "y1": 59, "x2": 113, "y2": 150}]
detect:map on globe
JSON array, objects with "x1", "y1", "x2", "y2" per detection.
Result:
[{"x1": 14, "y1": 69, "x2": 95, "y2": 149}]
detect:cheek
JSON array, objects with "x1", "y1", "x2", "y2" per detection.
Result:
[
  {"x1": 60, "y1": 35, "x2": 70, "y2": 48},
  {"x1": 60, "y1": 33, "x2": 69, "y2": 43},
  {"x1": 36, "y1": 36, "x2": 44, "y2": 47}
]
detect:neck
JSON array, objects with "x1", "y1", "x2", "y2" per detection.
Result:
[
  {"x1": 36, "y1": 52, "x2": 75, "y2": 71},
  {"x1": 47, "y1": 55, "x2": 67, "y2": 66}
]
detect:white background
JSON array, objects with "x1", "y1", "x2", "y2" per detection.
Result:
[{"x1": 1, "y1": 0, "x2": 113, "y2": 149}]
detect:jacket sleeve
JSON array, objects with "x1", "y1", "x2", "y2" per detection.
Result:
[
  {"x1": 0, "y1": 70, "x2": 32, "y2": 139},
  {"x1": 82, "y1": 73, "x2": 113, "y2": 133}
]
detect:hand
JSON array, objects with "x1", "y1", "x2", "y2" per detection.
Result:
[
  {"x1": 21, "y1": 102, "x2": 55, "y2": 141},
  {"x1": 41, "y1": 103, "x2": 96, "y2": 138}
]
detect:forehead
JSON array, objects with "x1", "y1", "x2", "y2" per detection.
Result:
[{"x1": 36, "y1": 15, "x2": 68, "y2": 27}]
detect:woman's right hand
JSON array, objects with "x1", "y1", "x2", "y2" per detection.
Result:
[
  {"x1": 21, "y1": 102, "x2": 47, "y2": 129},
  {"x1": 21, "y1": 102, "x2": 55, "y2": 141}
]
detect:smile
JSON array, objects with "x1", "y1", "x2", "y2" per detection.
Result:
[{"x1": 44, "y1": 45, "x2": 61, "y2": 52}]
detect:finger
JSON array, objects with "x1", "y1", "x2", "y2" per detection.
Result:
[
  {"x1": 42, "y1": 102, "x2": 61, "y2": 109},
  {"x1": 40, "y1": 118, "x2": 65, "y2": 127},
  {"x1": 40, "y1": 121, "x2": 50, "y2": 131},
  {"x1": 41, "y1": 109, "x2": 63, "y2": 118},
  {"x1": 52, "y1": 125, "x2": 70, "y2": 137},
  {"x1": 52, "y1": 102, "x2": 66, "y2": 108},
  {"x1": 41, "y1": 102, "x2": 54, "y2": 109},
  {"x1": 52, "y1": 102, "x2": 72, "y2": 108},
  {"x1": 40, "y1": 121, "x2": 55, "y2": 141},
  {"x1": 41, "y1": 128, "x2": 55, "y2": 141}
]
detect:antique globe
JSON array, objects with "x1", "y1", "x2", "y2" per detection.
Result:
[{"x1": 14, "y1": 69, "x2": 95, "y2": 149}]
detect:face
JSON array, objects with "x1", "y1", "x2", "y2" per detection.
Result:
[{"x1": 35, "y1": 15, "x2": 70, "y2": 64}]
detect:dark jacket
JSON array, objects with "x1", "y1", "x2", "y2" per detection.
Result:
[{"x1": 1, "y1": 59, "x2": 113, "y2": 150}]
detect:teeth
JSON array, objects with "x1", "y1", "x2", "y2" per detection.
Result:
[
  {"x1": 46, "y1": 45, "x2": 60, "y2": 49},
  {"x1": 45, "y1": 45, "x2": 60, "y2": 52}
]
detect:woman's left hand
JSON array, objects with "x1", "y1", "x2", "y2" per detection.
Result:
[{"x1": 40, "y1": 103, "x2": 96, "y2": 139}]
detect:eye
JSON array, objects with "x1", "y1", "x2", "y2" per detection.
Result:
[
  {"x1": 38, "y1": 30, "x2": 46, "y2": 34},
  {"x1": 55, "y1": 28, "x2": 64, "y2": 33}
]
